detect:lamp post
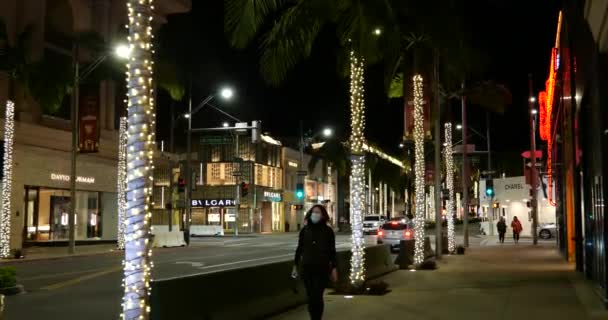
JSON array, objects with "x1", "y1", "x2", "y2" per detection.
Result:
[
  {"x1": 185, "y1": 87, "x2": 235, "y2": 243},
  {"x1": 297, "y1": 125, "x2": 333, "y2": 218},
  {"x1": 529, "y1": 75, "x2": 539, "y2": 245},
  {"x1": 69, "y1": 43, "x2": 130, "y2": 254}
]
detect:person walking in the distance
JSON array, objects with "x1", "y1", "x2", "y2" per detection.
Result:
[
  {"x1": 511, "y1": 216, "x2": 523, "y2": 244},
  {"x1": 292, "y1": 205, "x2": 338, "y2": 320},
  {"x1": 496, "y1": 217, "x2": 507, "y2": 244}
]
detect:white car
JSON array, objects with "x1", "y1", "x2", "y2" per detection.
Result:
[
  {"x1": 363, "y1": 215, "x2": 386, "y2": 235},
  {"x1": 377, "y1": 221, "x2": 414, "y2": 252}
]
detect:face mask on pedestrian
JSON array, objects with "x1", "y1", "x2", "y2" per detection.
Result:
[{"x1": 310, "y1": 211, "x2": 322, "y2": 224}]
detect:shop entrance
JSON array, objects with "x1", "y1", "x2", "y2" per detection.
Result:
[{"x1": 24, "y1": 186, "x2": 102, "y2": 242}]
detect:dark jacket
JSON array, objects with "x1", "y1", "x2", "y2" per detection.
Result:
[
  {"x1": 294, "y1": 222, "x2": 337, "y2": 273},
  {"x1": 497, "y1": 220, "x2": 507, "y2": 233}
]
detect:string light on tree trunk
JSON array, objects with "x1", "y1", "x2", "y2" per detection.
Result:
[
  {"x1": 122, "y1": 1, "x2": 156, "y2": 319},
  {"x1": 0, "y1": 101, "x2": 15, "y2": 258},
  {"x1": 412, "y1": 74, "x2": 426, "y2": 265},
  {"x1": 348, "y1": 50, "x2": 366, "y2": 286},
  {"x1": 117, "y1": 117, "x2": 128, "y2": 250},
  {"x1": 444, "y1": 123, "x2": 455, "y2": 253}
]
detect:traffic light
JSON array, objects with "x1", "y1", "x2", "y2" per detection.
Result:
[
  {"x1": 177, "y1": 177, "x2": 186, "y2": 193},
  {"x1": 485, "y1": 179, "x2": 494, "y2": 197},
  {"x1": 296, "y1": 183, "x2": 304, "y2": 199},
  {"x1": 241, "y1": 182, "x2": 249, "y2": 197}
]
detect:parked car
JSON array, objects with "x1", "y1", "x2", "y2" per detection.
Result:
[
  {"x1": 538, "y1": 223, "x2": 557, "y2": 239},
  {"x1": 377, "y1": 221, "x2": 414, "y2": 252},
  {"x1": 363, "y1": 215, "x2": 386, "y2": 235}
]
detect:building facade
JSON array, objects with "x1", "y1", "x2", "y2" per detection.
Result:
[
  {"x1": 283, "y1": 147, "x2": 337, "y2": 232},
  {"x1": 0, "y1": 0, "x2": 190, "y2": 249},
  {"x1": 191, "y1": 134, "x2": 284, "y2": 233},
  {"x1": 542, "y1": 1, "x2": 608, "y2": 305}
]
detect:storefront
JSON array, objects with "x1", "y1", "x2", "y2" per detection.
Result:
[
  {"x1": 259, "y1": 189, "x2": 284, "y2": 232},
  {"x1": 12, "y1": 145, "x2": 118, "y2": 246},
  {"x1": 191, "y1": 198, "x2": 239, "y2": 231}
]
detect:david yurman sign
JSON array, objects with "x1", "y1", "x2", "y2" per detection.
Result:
[
  {"x1": 78, "y1": 84, "x2": 100, "y2": 153},
  {"x1": 191, "y1": 199, "x2": 235, "y2": 207}
]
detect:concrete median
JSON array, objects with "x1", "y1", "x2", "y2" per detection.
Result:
[{"x1": 150, "y1": 244, "x2": 396, "y2": 320}]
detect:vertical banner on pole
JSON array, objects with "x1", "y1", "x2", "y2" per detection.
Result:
[{"x1": 78, "y1": 85, "x2": 100, "y2": 153}]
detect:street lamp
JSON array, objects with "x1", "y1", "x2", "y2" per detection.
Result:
[
  {"x1": 456, "y1": 124, "x2": 462, "y2": 130},
  {"x1": 185, "y1": 86, "x2": 236, "y2": 244},
  {"x1": 322, "y1": 127, "x2": 333, "y2": 137},
  {"x1": 531, "y1": 109, "x2": 538, "y2": 115},
  {"x1": 222, "y1": 122, "x2": 230, "y2": 127},
  {"x1": 373, "y1": 28, "x2": 382, "y2": 36},
  {"x1": 398, "y1": 143, "x2": 404, "y2": 148},
  {"x1": 69, "y1": 43, "x2": 131, "y2": 254}
]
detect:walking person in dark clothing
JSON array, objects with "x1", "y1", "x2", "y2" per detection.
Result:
[
  {"x1": 293, "y1": 205, "x2": 338, "y2": 320},
  {"x1": 496, "y1": 217, "x2": 507, "y2": 244}
]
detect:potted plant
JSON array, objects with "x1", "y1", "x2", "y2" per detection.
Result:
[{"x1": 0, "y1": 267, "x2": 23, "y2": 295}]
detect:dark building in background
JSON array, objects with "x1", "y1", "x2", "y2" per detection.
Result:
[{"x1": 542, "y1": 1, "x2": 608, "y2": 306}]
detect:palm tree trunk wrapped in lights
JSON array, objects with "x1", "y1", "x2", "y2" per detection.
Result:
[
  {"x1": 444, "y1": 123, "x2": 456, "y2": 253},
  {"x1": 349, "y1": 51, "x2": 367, "y2": 287},
  {"x1": 122, "y1": 0, "x2": 156, "y2": 319},
  {"x1": 0, "y1": 101, "x2": 15, "y2": 258},
  {"x1": 412, "y1": 74, "x2": 426, "y2": 265},
  {"x1": 117, "y1": 117, "x2": 128, "y2": 250}
]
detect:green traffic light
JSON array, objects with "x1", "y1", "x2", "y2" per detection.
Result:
[
  {"x1": 296, "y1": 190, "x2": 304, "y2": 199},
  {"x1": 486, "y1": 188, "x2": 494, "y2": 196}
]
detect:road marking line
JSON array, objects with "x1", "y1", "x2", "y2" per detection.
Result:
[
  {"x1": 175, "y1": 261, "x2": 205, "y2": 267},
  {"x1": 40, "y1": 266, "x2": 122, "y2": 291}
]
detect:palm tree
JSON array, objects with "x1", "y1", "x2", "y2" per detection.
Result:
[
  {"x1": 122, "y1": 0, "x2": 155, "y2": 318},
  {"x1": 225, "y1": 0, "x2": 387, "y2": 288}
]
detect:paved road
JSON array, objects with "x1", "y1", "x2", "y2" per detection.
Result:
[{"x1": 2, "y1": 234, "x2": 352, "y2": 320}]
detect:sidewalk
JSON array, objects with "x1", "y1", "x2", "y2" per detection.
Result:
[
  {"x1": 273, "y1": 243, "x2": 608, "y2": 320},
  {"x1": 0, "y1": 244, "x2": 119, "y2": 263}
]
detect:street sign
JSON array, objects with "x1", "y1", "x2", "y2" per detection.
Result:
[
  {"x1": 200, "y1": 136, "x2": 233, "y2": 145},
  {"x1": 297, "y1": 170, "x2": 307, "y2": 176}
]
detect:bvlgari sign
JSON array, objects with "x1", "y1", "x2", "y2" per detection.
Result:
[{"x1": 191, "y1": 199, "x2": 235, "y2": 207}]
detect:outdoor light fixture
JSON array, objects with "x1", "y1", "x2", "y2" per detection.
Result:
[
  {"x1": 114, "y1": 43, "x2": 132, "y2": 60},
  {"x1": 444, "y1": 123, "x2": 455, "y2": 253},
  {"x1": 222, "y1": 122, "x2": 230, "y2": 128},
  {"x1": 122, "y1": 0, "x2": 155, "y2": 318},
  {"x1": 399, "y1": 143, "x2": 404, "y2": 148},
  {"x1": 0, "y1": 101, "x2": 15, "y2": 258},
  {"x1": 220, "y1": 87, "x2": 234, "y2": 100},
  {"x1": 373, "y1": 28, "x2": 382, "y2": 36},
  {"x1": 412, "y1": 74, "x2": 426, "y2": 265},
  {"x1": 184, "y1": 113, "x2": 191, "y2": 119},
  {"x1": 117, "y1": 117, "x2": 128, "y2": 250},
  {"x1": 529, "y1": 97, "x2": 537, "y2": 103},
  {"x1": 456, "y1": 124, "x2": 462, "y2": 130},
  {"x1": 322, "y1": 128, "x2": 333, "y2": 137},
  {"x1": 531, "y1": 109, "x2": 538, "y2": 115},
  {"x1": 349, "y1": 50, "x2": 367, "y2": 287}
]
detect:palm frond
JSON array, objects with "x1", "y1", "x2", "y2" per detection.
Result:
[
  {"x1": 258, "y1": 2, "x2": 324, "y2": 86},
  {"x1": 224, "y1": 0, "x2": 285, "y2": 49}
]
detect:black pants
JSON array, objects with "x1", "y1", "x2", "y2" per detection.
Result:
[
  {"x1": 513, "y1": 232, "x2": 520, "y2": 242},
  {"x1": 302, "y1": 270, "x2": 329, "y2": 320},
  {"x1": 498, "y1": 232, "x2": 505, "y2": 243}
]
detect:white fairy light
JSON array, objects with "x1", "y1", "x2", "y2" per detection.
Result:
[
  {"x1": 117, "y1": 117, "x2": 128, "y2": 250},
  {"x1": 412, "y1": 75, "x2": 426, "y2": 265},
  {"x1": 444, "y1": 123, "x2": 455, "y2": 253},
  {"x1": 0, "y1": 101, "x2": 15, "y2": 258},
  {"x1": 349, "y1": 51, "x2": 367, "y2": 286},
  {"x1": 122, "y1": 1, "x2": 155, "y2": 319}
]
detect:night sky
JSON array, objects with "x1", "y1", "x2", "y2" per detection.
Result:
[{"x1": 155, "y1": 1, "x2": 561, "y2": 158}]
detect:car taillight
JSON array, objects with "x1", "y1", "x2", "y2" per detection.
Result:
[
  {"x1": 405, "y1": 231, "x2": 411, "y2": 237},
  {"x1": 378, "y1": 230, "x2": 384, "y2": 236}
]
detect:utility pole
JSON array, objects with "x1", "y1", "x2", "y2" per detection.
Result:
[
  {"x1": 185, "y1": 78, "x2": 193, "y2": 245},
  {"x1": 234, "y1": 133, "x2": 240, "y2": 236},
  {"x1": 461, "y1": 80, "x2": 469, "y2": 248},
  {"x1": 529, "y1": 74, "x2": 538, "y2": 245},
  {"x1": 68, "y1": 44, "x2": 79, "y2": 254},
  {"x1": 433, "y1": 49, "x2": 442, "y2": 258},
  {"x1": 487, "y1": 112, "x2": 494, "y2": 236}
]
